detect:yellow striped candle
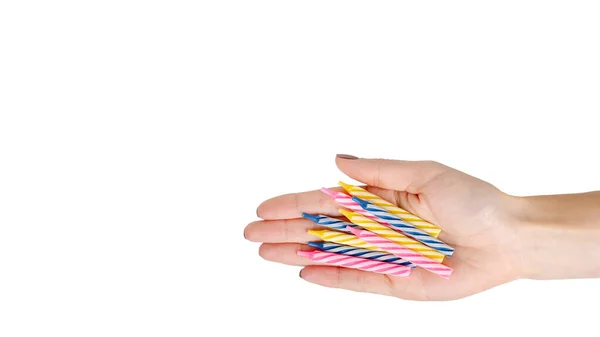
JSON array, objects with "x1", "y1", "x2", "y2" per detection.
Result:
[
  {"x1": 307, "y1": 229, "x2": 384, "y2": 252},
  {"x1": 339, "y1": 209, "x2": 445, "y2": 263},
  {"x1": 339, "y1": 181, "x2": 442, "y2": 238}
]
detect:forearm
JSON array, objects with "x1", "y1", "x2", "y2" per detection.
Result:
[{"x1": 514, "y1": 191, "x2": 600, "y2": 279}]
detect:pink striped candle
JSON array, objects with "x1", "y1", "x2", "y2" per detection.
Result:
[
  {"x1": 347, "y1": 226, "x2": 453, "y2": 279},
  {"x1": 298, "y1": 250, "x2": 411, "y2": 277},
  {"x1": 321, "y1": 188, "x2": 380, "y2": 221}
]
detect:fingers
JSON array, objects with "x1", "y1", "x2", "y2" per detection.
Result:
[
  {"x1": 245, "y1": 218, "x2": 318, "y2": 243},
  {"x1": 256, "y1": 187, "x2": 346, "y2": 220},
  {"x1": 299, "y1": 264, "x2": 458, "y2": 300},
  {"x1": 254, "y1": 174, "x2": 436, "y2": 222},
  {"x1": 258, "y1": 243, "x2": 318, "y2": 266},
  {"x1": 335, "y1": 156, "x2": 450, "y2": 193},
  {"x1": 258, "y1": 243, "x2": 436, "y2": 299},
  {"x1": 257, "y1": 242, "x2": 465, "y2": 300},
  {"x1": 299, "y1": 265, "x2": 395, "y2": 296}
]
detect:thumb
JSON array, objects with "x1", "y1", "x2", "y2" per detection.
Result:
[{"x1": 335, "y1": 154, "x2": 450, "y2": 193}]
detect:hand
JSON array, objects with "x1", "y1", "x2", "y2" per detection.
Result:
[{"x1": 244, "y1": 155, "x2": 526, "y2": 300}]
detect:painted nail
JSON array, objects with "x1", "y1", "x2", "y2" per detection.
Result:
[
  {"x1": 299, "y1": 269, "x2": 304, "y2": 278},
  {"x1": 336, "y1": 154, "x2": 358, "y2": 160}
]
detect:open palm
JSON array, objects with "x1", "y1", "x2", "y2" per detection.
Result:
[{"x1": 245, "y1": 156, "x2": 524, "y2": 300}]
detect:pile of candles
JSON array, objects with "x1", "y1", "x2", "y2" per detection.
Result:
[{"x1": 298, "y1": 182, "x2": 454, "y2": 279}]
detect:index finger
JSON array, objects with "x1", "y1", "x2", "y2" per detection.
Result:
[{"x1": 257, "y1": 187, "x2": 344, "y2": 220}]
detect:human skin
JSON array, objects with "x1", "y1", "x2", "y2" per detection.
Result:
[{"x1": 244, "y1": 155, "x2": 600, "y2": 300}]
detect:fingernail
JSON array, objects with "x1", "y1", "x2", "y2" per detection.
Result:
[
  {"x1": 299, "y1": 269, "x2": 304, "y2": 278},
  {"x1": 337, "y1": 154, "x2": 358, "y2": 160},
  {"x1": 256, "y1": 205, "x2": 263, "y2": 219},
  {"x1": 243, "y1": 229, "x2": 248, "y2": 240}
]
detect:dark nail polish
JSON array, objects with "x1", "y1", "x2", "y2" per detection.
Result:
[{"x1": 336, "y1": 154, "x2": 358, "y2": 160}]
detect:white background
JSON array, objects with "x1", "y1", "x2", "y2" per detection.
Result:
[{"x1": 1, "y1": 1, "x2": 599, "y2": 336}]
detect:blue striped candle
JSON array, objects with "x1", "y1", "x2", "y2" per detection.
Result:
[
  {"x1": 301, "y1": 213, "x2": 359, "y2": 233},
  {"x1": 351, "y1": 196, "x2": 454, "y2": 257},
  {"x1": 308, "y1": 241, "x2": 416, "y2": 268}
]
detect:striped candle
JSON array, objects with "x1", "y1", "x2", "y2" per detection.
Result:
[
  {"x1": 298, "y1": 250, "x2": 412, "y2": 277},
  {"x1": 307, "y1": 229, "x2": 383, "y2": 251},
  {"x1": 301, "y1": 213, "x2": 359, "y2": 233},
  {"x1": 339, "y1": 181, "x2": 442, "y2": 237},
  {"x1": 320, "y1": 188, "x2": 381, "y2": 221},
  {"x1": 308, "y1": 241, "x2": 416, "y2": 268},
  {"x1": 339, "y1": 209, "x2": 445, "y2": 263},
  {"x1": 352, "y1": 197, "x2": 454, "y2": 257},
  {"x1": 347, "y1": 226, "x2": 453, "y2": 279}
]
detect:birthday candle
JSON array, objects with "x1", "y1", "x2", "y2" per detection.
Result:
[
  {"x1": 339, "y1": 209, "x2": 445, "y2": 263},
  {"x1": 347, "y1": 227, "x2": 453, "y2": 279},
  {"x1": 301, "y1": 213, "x2": 359, "y2": 233},
  {"x1": 320, "y1": 188, "x2": 381, "y2": 221},
  {"x1": 308, "y1": 241, "x2": 416, "y2": 268},
  {"x1": 339, "y1": 181, "x2": 442, "y2": 237},
  {"x1": 322, "y1": 188, "x2": 451, "y2": 257},
  {"x1": 307, "y1": 229, "x2": 382, "y2": 251},
  {"x1": 352, "y1": 197, "x2": 454, "y2": 257},
  {"x1": 297, "y1": 250, "x2": 412, "y2": 277}
]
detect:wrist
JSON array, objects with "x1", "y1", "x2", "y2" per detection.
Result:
[{"x1": 510, "y1": 193, "x2": 600, "y2": 280}]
